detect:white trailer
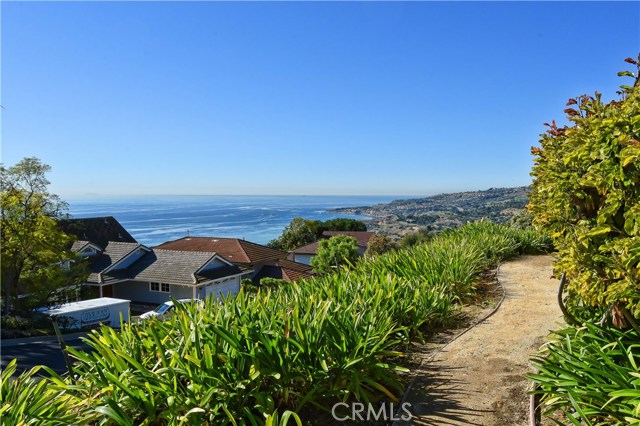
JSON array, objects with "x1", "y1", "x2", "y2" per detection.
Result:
[{"x1": 41, "y1": 297, "x2": 130, "y2": 330}]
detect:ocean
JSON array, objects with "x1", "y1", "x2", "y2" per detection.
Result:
[{"x1": 66, "y1": 195, "x2": 407, "y2": 247}]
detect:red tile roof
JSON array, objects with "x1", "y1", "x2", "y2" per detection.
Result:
[
  {"x1": 154, "y1": 237, "x2": 286, "y2": 265},
  {"x1": 276, "y1": 259, "x2": 314, "y2": 281}
]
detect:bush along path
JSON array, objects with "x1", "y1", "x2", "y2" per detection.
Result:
[
  {"x1": 0, "y1": 222, "x2": 553, "y2": 426},
  {"x1": 396, "y1": 255, "x2": 565, "y2": 426}
]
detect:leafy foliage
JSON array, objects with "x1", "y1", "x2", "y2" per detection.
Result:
[
  {"x1": 268, "y1": 218, "x2": 322, "y2": 251},
  {"x1": 0, "y1": 157, "x2": 87, "y2": 314},
  {"x1": 399, "y1": 228, "x2": 434, "y2": 248},
  {"x1": 365, "y1": 234, "x2": 399, "y2": 258},
  {"x1": 507, "y1": 208, "x2": 536, "y2": 230},
  {"x1": 259, "y1": 277, "x2": 288, "y2": 289},
  {"x1": 321, "y1": 218, "x2": 367, "y2": 232},
  {"x1": 0, "y1": 314, "x2": 54, "y2": 339},
  {"x1": 311, "y1": 235, "x2": 360, "y2": 274},
  {"x1": 530, "y1": 323, "x2": 640, "y2": 425},
  {"x1": 0, "y1": 359, "x2": 90, "y2": 426},
  {"x1": 267, "y1": 218, "x2": 367, "y2": 251},
  {"x1": 529, "y1": 57, "x2": 640, "y2": 318},
  {"x1": 528, "y1": 57, "x2": 640, "y2": 426},
  {"x1": 3, "y1": 221, "x2": 550, "y2": 425}
]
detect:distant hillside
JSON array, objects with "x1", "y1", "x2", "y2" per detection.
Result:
[{"x1": 330, "y1": 186, "x2": 530, "y2": 238}]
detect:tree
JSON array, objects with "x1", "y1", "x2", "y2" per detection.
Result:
[
  {"x1": 1, "y1": 157, "x2": 86, "y2": 314},
  {"x1": 322, "y1": 218, "x2": 367, "y2": 232},
  {"x1": 268, "y1": 217, "x2": 368, "y2": 251},
  {"x1": 529, "y1": 56, "x2": 640, "y2": 321},
  {"x1": 364, "y1": 234, "x2": 398, "y2": 258},
  {"x1": 311, "y1": 235, "x2": 360, "y2": 275},
  {"x1": 399, "y1": 228, "x2": 433, "y2": 249},
  {"x1": 268, "y1": 217, "x2": 322, "y2": 251}
]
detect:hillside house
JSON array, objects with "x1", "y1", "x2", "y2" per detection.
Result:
[
  {"x1": 59, "y1": 216, "x2": 137, "y2": 248},
  {"x1": 289, "y1": 231, "x2": 376, "y2": 265},
  {"x1": 154, "y1": 237, "x2": 314, "y2": 284},
  {"x1": 72, "y1": 241, "x2": 243, "y2": 305}
]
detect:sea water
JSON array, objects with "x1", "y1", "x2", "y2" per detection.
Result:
[{"x1": 66, "y1": 195, "x2": 406, "y2": 247}]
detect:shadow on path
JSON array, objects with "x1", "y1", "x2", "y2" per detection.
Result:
[{"x1": 400, "y1": 365, "x2": 494, "y2": 425}]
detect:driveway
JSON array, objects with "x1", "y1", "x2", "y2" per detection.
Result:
[{"x1": 1, "y1": 333, "x2": 92, "y2": 375}]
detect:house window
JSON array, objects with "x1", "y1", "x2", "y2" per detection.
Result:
[{"x1": 150, "y1": 282, "x2": 170, "y2": 293}]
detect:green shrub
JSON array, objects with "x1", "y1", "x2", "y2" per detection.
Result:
[
  {"x1": 528, "y1": 57, "x2": 640, "y2": 426},
  {"x1": 529, "y1": 57, "x2": 640, "y2": 317},
  {"x1": 0, "y1": 314, "x2": 54, "y2": 339},
  {"x1": 3, "y1": 221, "x2": 550, "y2": 424},
  {"x1": 399, "y1": 228, "x2": 433, "y2": 248},
  {"x1": 530, "y1": 322, "x2": 640, "y2": 425},
  {"x1": 311, "y1": 235, "x2": 360, "y2": 275},
  {"x1": 1, "y1": 315, "x2": 33, "y2": 330},
  {"x1": 259, "y1": 277, "x2": 288, "y2": 289},
  {"x1": 0, "y1": 360, "x2": 90, "y2": 425}
]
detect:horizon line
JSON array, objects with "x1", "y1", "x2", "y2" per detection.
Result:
[{"x1": 60, "y1": 185, "x2": 529, "y2": 200}]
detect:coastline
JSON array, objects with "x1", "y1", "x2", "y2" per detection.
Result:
[
  {"x1": 66, "y1": 195, "x2": 407, "y2": 247},
  {"x1": 328, "y1": 186, "x2": 531, "y2": 240}
]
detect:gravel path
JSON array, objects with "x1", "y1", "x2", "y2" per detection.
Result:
[{"x1": 397, "y1": 255, "x2": 565, "y2": 426}]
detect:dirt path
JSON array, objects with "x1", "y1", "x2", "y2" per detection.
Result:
[{"x1": 397, "y1": 255, "x2": 565, "y2": 426}]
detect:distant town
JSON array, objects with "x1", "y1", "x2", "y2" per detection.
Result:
[{"x1": 332, "y1": 186, "x2": 529, "y2": 239}]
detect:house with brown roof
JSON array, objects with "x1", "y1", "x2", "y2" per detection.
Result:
[
  {"x1": 73, "y1": 240, "x2": 244, "y2": 305},
  {"x1": 155, "y1": 237, "x2": 314, "y2": 284},
  {"x1": 252, "y1": 259, "x2": 315, "y2": 283},
  {"x1": 289, "y1": 231, "x2": 376, "y2": 265}
]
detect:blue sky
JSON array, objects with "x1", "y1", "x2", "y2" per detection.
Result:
[{"x1": 2, "y1": 1, "x2": 638, "y2": 197}]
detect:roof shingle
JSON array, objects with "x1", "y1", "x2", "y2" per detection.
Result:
[
  {"x1": 59, "y1": 216, "x2": 137, "y2": 248},
  {"x1": 290, "y1": 241, "x2": 320, "y2": 255},
  {"x1": 81, "y1": 242, "x2": 144, "y2": 283},
  {"x1": 249, "y1": 258, "x2": 314, "y2": 284},
  {"x1": 104, "y1": 249, "x2": 242, "y2": 285},
  {"x1": 155, "y1": 237, "x2": 286, "y2": 265}
]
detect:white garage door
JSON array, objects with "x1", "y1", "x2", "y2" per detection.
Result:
[{"x1": 204, "y1": 279, "x2": 239, "y2": 301}]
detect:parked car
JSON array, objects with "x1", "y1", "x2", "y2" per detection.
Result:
[{"x1": 139, "y1": 299, "x2": 202, "y2": 321}]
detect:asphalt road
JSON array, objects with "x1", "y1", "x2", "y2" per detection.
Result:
[{"x1": 1, "y1": 334, "x2": 93, "y2": 375}]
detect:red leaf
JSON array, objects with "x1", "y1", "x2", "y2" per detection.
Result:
[
  {"x1": 566, "y1": 98, "x2": 577, "y2": 106},
  {"x1": 624, "y1": 57, "x2": 637, "y2": 64}
]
